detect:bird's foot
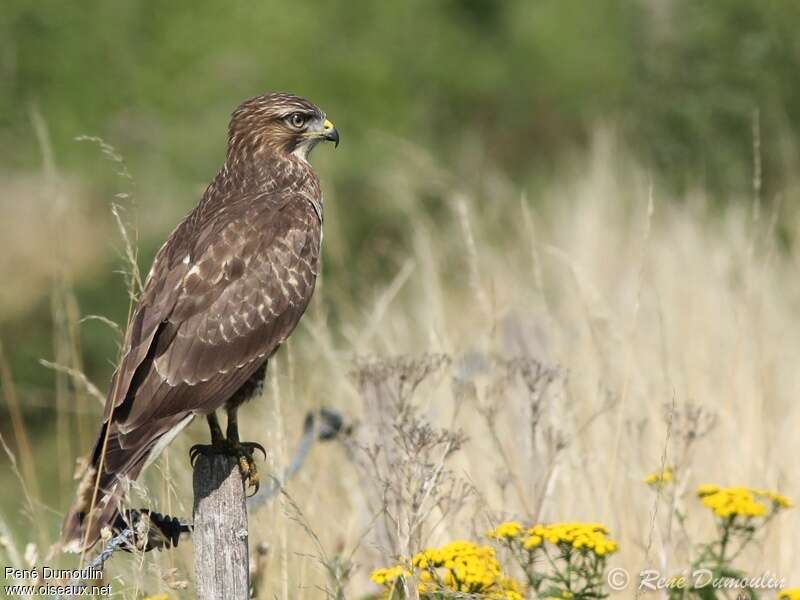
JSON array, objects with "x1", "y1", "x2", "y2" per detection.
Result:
[
  {"x1": 189, "y1": 439, "x2": 266, "y2": 496},
  {"x1": 234, "y1": 441, "x2": 265, "y2": 496}
]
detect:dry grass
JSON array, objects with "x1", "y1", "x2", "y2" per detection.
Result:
[
  {"x1": 1, "y1": 132, "x2": 798, "y2": 596},
  {"x1": 0, "y1": 174, "x2": 106, "y2": 320}
]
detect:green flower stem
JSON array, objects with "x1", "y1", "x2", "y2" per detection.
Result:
[
  {"x1": 716, "y1": 514, "x2": 735, "y2": 567},
  {"x1": 542, "y1": 544, "x2": 573, "y2": 590}
]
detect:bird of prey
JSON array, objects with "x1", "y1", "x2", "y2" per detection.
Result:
[{"x1": 61, "y1": 93, "x2": 339, "y2": 552}]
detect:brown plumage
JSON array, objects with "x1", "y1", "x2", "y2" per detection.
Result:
[{"x1": 61, "y1": 93, "x2": 339, "y2": 552}]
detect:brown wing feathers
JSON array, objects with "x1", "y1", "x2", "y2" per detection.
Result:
[{"x1": 61, "y1": 194, "x2": 321, "y2": 552}]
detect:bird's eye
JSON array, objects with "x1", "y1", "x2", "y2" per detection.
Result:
[{"x1": 288, "y1": 113, "x2": 307, "y2": 129}]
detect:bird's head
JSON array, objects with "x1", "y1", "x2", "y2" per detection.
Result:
[{"x1": 227, "y1": 92, "x2": 339, "y2": 163}]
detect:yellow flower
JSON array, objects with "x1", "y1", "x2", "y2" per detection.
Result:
[
  {"x1": 377, "y1": 539, "x2": 533, "y2": 597},
  {"x1": 758, "y1": 490, "x2": 794, "y2": 509},
  {"x1": 488, "y1": 590, "x2": 524, "y2": 600},
  {"x1": 644, "y1": 466, "x2": 674, "y2": 487},
  {"x1": 779, "y1": 589, "x2": 800, "y2": 600},
  {"x1": 697, "y1": 483, "x2": 720, "y2": 497},
  {"x1": 485, "y1": 575, "x2": 525, "y2": 600},
  {"x1": 370, "y1": 565, "x2": 409, "y2": 585},
  {"x1": 696, "y1": 485, "x2": 793, "y2": 519},
  {"x1": 143, "y1": 596, "x2": 170, "y2": 600},
  {"x1": 524, "y1": 522, "x2": 618, "y2": 557},
  {"x1": 523, "y1": 534, "x2": 542, "y2": 550},
  {"x1": 408, "y1": 540, "x2": 524, "y2": 596},
  {"x1": 487, "y1": 521, "x2": 524, "y2": 540}
]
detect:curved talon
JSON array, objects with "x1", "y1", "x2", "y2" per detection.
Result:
[
  {"x1": 190, "y1": 439, "x2": 264, "y2": 494},
  {"x1": 189, "y1": 444, "x2": 210, "y2": 466},
  {"x1": 242, "y1": 441, "x2": 266, "y2": 460},
  {"x1": 237, "y1": 451, "x2": 261, "y2": 495}
]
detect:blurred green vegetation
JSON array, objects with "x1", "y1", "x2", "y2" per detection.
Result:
[
  {"x1": 3, "y1": 1, "x2": 800, "y2": 190},
  {"x1": 2, "y1": 0, "x2": 800, "y2": 425}
]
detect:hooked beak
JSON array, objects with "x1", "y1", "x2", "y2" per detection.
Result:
[{"x1": 321, "y1": 119, "x2": 339, "y2": 148}]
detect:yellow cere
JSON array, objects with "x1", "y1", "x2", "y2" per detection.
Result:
[
  {"x1": 779, "y1": 589, "x2": 800, "y2": 600},
  {"x1": 697, "y1": 485, "x2": 794, "y2": 518},
  {"x1": 643, "y1": 466, "x2": 674, "y2": 486},
  {"x1": 324, "y1": 119, "x2": 334, "y2": 130}
]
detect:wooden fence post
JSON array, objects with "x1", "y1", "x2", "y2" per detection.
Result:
[{"x1": 192, "y1": 453, "x2": 250, "y2": 599}]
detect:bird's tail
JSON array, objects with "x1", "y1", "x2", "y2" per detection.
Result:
[{"x1": 60, "y1": 422, "x2": 157, "y2": 553}]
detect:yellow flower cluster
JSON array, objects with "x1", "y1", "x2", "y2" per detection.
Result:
[
  {"x1": 413, "y1": 540, "x2": 502, "y2": 592},
  {"x1": 486, "y1": 521, "x2": 524, "y2": 540},
  {"x1": 486, "y1": 520, "x2": 618, "y2": 557},
  {"x1": 697, "y1": 485, "x2": 794, "y2": 518},
  {"x1": 779, "y1": 589, "x2": 800, "y2": 600},
  {"x1": 370, "y1": 565, "x2": 411, "y2": 586},
  {"x1": 755, "y1": 489, "x2": 794, "y2": 509},
  {"x1": 643, "y1": 466, "x2": 674, "y2": 487},
  {"x1": 527, "y1": 522, "x2": 618, "y2": 556},
  {"x1": 369, "y1": 540, "x2": 524, "y2": 599},
  {"x1": 487, "y1": 578, "x2": 524, "y2": 600}
]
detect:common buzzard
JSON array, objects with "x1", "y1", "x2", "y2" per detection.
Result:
[{"x1": 61, "y1": 93, "x2": 339, "y2": 552}]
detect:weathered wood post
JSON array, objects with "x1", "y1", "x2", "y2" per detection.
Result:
[{"x1": 192, "y1": 454, "x2": 250, "y2": 599}]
